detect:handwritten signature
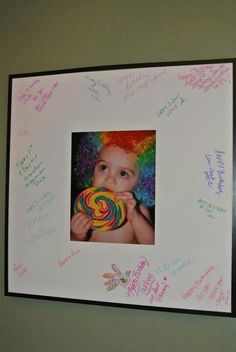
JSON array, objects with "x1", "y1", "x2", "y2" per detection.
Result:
[
  {"x1": 105, "y1": 257, "x2": 170, "y2": 305},
  {"x1": 157, "y1": 93, "x2": 187, "y2": 118},
  {"x1": 86, "y1": 76, "x2": 111, "y2": 102},
  {"x1": 119, "y1": 69, "x2": 166, "y2": 102},
  {"x1": 13, "y1": 262, "x2": 27, "y2": 278},
  {"x1": 204, "y1": 150, "x2": 225, "y2": 196},
  {"x1": 156, "y1": 257, "x2": 193, "y2": 277},
  {"x1": 178, "y1": 64, "x2": 231, "y2": 92},
  {"x1": 198, "y1": 198, "x2": 226, "y2": 219},
  {"x1": 182, "y1": 266, "x2": 230, "y2": 307},
  {"x1": 25, "y1": 191, "x2": 56, "y2": 244},
  {"x1": 18, "y1": 79, "x2": 58, "y2": 112},
  {"x1": 59, "y1": 248, "x2": 81, "y2": 268},
  {"x1": 16, "y1": 144, "x2": 46, "y2": 188}
]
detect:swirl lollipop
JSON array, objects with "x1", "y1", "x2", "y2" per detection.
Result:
[{"x1": 74, "y1": 187, "x2": 127, "y2": 231}]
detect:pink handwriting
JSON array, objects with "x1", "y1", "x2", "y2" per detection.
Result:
[
  {"x1": 182, "y1": 266, "x2": 214, "y2": 299},
  {"x1": 208, "y1": 277, "x2": 223, "y2": 300},
  {"x1": 126, "y1": 278, "x2": 140, "y2": 297},
  {"x1": 196, "y1": 281, "x2": 211, "y2": 300},
  {"x1": 124, "y1": 257, "x2": 169, "y2": 304},
  {"x1": 150, "y1": 277, "x2": 169, "y2": 304},
  {"x1": 13, "y1": 262, "x2": 27, "y2": 278},
  {"x1": 58, "y1": 248, "x2": 80, "y2": 268},
  {"x1": 139, "y1": 273, "x2": 170, "y2": 305},
  {"x1": 208, "y1": 276, "x2": 230, "y2": 306},
  {"x1": 216, "y1": 290, "x2": 230, "y2": 306},
  {"x1": 18, "y1": 80, "x2": 59, "y2": 112},
  {"x1": 178, "y1": 64, "x2": 231, "y2": 92},
  {"x1": 17, "y1": 130, "x2": 30, "y2": 137},
  {"x1": 140, "y1": 273, "x2": 156, "y2": 295},
  {"x1": 182, "y1": 266, "x2": 230, "y2": 307},
  {"x1": 126, "y1": 256, "x2": 149, "y2": 297}
]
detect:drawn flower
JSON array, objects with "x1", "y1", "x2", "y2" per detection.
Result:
[{"x1": 102, "y1": 264, "x2": 131, "y2": 291}]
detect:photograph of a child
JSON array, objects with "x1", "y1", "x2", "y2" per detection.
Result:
[{"x1": 70, "y1": 130, "x2": 156, "y2": 244}]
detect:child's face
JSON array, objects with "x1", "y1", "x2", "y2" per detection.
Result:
[{"x1": 92, "y1": 145, "x2": 139, "y2": 192}]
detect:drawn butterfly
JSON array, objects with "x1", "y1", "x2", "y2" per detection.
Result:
[{"x1": 102, "y1": 264, "x2": 131, "y2": 291}]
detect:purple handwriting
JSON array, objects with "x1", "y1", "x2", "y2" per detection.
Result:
[
  {"x1": 58, "y1": 248, "x2": 80, "y2": 268},
  {"x1": 204, "y1": 150, "x2": 225, "y2": 196},
  {"x1": 119, "y1": 69, "x2": 166, "y2": 101},
  {"x1": 182, "y1": 266, "x2": 230, "y2": 307},
  {"x1": 178, "y1": 64, "x2": 231, "y2": 92},
  {"x1": 18, "y1": 80, "x2": 58, "y2": 112},
  {"x1": 157, "y1": 93, "x2": 187, "y2": 118},
  {"x1": 13, "y1": 262, "x2": 27, "y2": 278}
]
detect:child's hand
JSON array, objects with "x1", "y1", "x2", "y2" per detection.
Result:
[
  {"x1": 116, "y1": 192, "x2": 137, "y2": 222},
  {"x1": 71, "y1": 212, "x2": 92, "y2": 240}
]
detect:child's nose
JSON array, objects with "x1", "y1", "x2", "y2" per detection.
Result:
[{"x1": 105, "y1": 173, "x2": 116, "y2": 184}]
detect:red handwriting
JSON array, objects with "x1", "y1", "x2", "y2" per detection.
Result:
[
  {"x1": 178, "y1": 64, "x2": 231, "y2": 92},
  {"x1": 13, "y1": 262, "x2": 27, "y2": 278},
  {"x1": 58, "y1": 248, "x2": 80, "y2": 268}
]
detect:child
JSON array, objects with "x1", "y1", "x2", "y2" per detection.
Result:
[{"x1": 71, "y1": 130, "x2": 156, "y2": 244}]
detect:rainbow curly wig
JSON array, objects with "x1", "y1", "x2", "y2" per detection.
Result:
[{"x1": 72, "y1": 130, "x2": 156, "y2": 207}]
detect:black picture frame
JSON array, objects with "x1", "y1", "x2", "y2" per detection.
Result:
[{"x1": 5, "y1": 58, "x2": 236, "y2": 317}]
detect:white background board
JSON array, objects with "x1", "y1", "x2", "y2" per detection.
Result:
[{"x1": 6, "y1": 60, "x2": 234, "y2": 314}]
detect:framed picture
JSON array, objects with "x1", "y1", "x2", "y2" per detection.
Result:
[{"x1": 5, "y1": 58, "x2": 236, "y2": 316}]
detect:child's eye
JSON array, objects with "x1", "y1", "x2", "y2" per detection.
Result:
[
  {"x1": 120, "y1": 170, "x2": 129, "y2": 177},
  {"x1": 99, "y1": 164, "x2": 108, "y2": 172}
]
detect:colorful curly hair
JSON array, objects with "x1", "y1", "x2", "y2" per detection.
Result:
[{"x1": 72, "y1": 130, "x2": 156, "y2": 207}]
